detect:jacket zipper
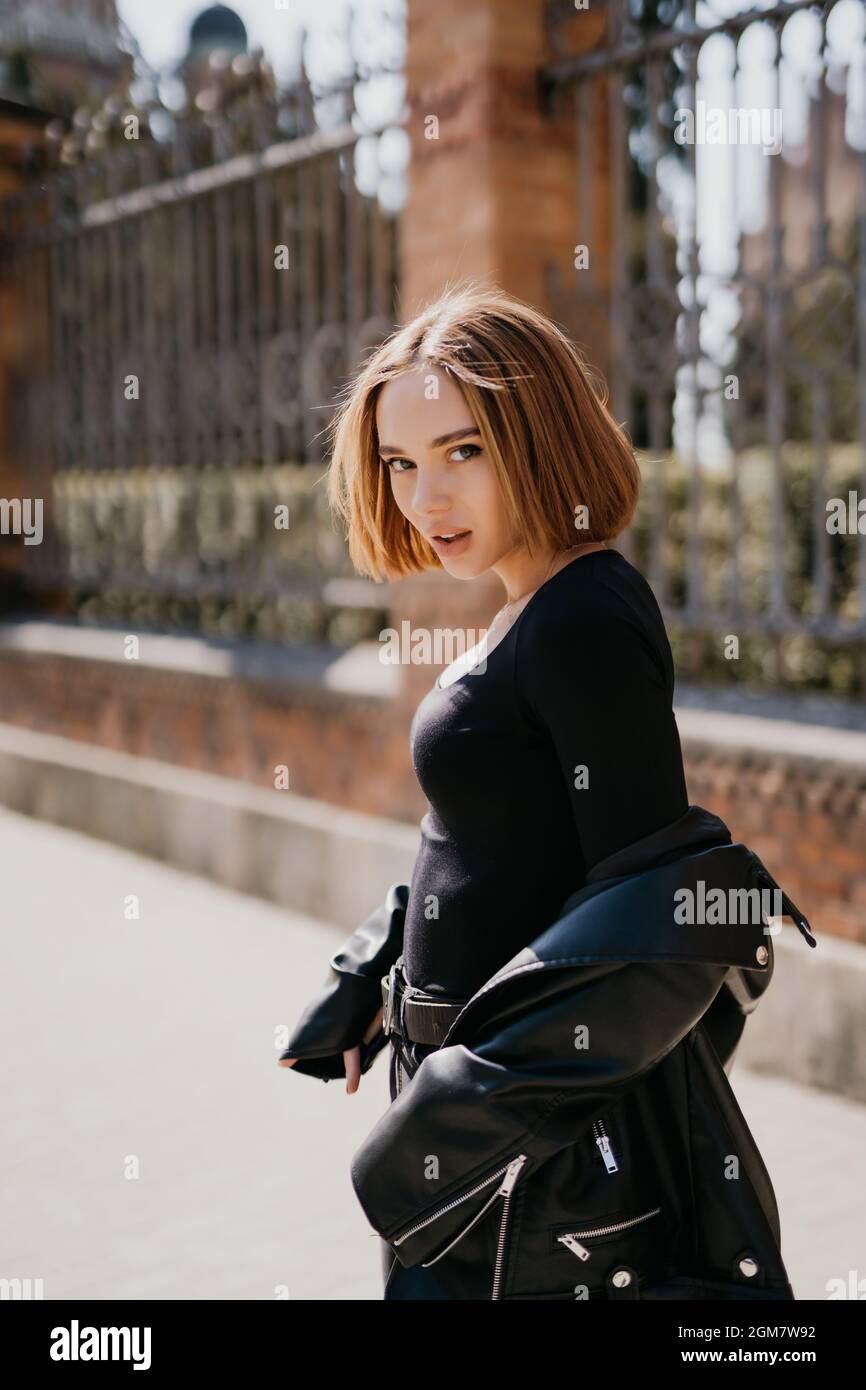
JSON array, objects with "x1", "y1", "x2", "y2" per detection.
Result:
[
  {"x1": 592, "y1": 1116, "x2": 619, "y2": 1173},
  {"x1": 491, "y1": 1156, "x2": 526, "y2": 1300},
  {"x1": 556, "y1": 1205, "x2": 662, "y2": 1261},
  {"x1": 390, "y1": 1154, "x2": 528, "y2": 1268}
]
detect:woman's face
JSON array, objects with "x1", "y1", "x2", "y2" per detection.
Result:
[{"x1": 375, "y1": 365, "x2": 516, "y2": 579}]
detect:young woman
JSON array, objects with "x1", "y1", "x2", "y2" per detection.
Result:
[{"x1": 279, "y1": 284, "x2": 814, "y2": 1301}]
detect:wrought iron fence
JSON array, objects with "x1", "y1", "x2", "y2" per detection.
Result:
[
  {"x1": 0, "y1": 6, "x2": 406, "y2": 642},
  {"x1": 541, "y1": 0, "x2": 866, "y2": 692}
]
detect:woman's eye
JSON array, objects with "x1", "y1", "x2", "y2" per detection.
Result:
[
  {"x1": 382, "y1": 444, "x2": 480, "y2": 471},
  {"x1": 449, "y1": 444, "x2": 481, "y2": 463}
]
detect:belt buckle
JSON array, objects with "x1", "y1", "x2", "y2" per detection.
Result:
[{"x1": 382, "y1": 955, "x2": 404, "y2": 1037}]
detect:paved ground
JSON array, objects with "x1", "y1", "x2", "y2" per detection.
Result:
[{"x1": 0, "y1": 803, "x2": 863, "y2": 1301}]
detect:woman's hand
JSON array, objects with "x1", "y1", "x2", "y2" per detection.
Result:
[{"x1": 278, "y1": 1005, "x2": 385, "y2": 1094}]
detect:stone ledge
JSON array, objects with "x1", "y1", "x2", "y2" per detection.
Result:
[
  {"x1": 0, "y1": 620, "x2": 401, "y2": 702},
  {"x1": 0, "y1": 720, "x2": 418, "y2": 933},
  {"x1": 675, "y1": 679, "x2": 866, "y2": 734},
  {"x1": 675, "y1": 707, "x2": 866, "y2": 778}
]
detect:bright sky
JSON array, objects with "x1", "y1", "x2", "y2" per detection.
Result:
[{"x1": 116, "y1": 0, "x2": 393, "y2": 85}]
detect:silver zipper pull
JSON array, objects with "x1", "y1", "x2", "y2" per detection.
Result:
[
  {"x1": 558, "y1": 1233, "x2": 591, "y2": 1260},
  {"x1": 496, "y1": 1154, "x2": 527, "y2": 1197},
  {"x1": 595, "y1": 1134, "x2": 619, "y2": 1173}
]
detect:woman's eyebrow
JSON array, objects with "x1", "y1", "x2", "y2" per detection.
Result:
[{"x1": 378, "y1": 427, "x2": 481, "y2": 454}]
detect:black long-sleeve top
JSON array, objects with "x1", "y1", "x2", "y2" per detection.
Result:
[{"x1": 402, "y1": 546, "x2": 689, "y2": 1000}]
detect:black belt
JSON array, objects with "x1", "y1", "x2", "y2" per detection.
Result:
[{"x1": 381, "y1": 956, "x2": 467, "y2": 1047}]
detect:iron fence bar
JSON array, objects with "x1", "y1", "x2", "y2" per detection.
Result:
[
  {"x1": 541, "y1": 1, "x2": 832, "y2": 88},
  {"x1": 347, "y1": 139, "x2": 363, "y2": 366},
  {"x1": 810, "y1": 11, "x2": 832, "y2": 625},
  {"x1": 728, "y1": 33, "x2": 744, "y2": 624},
  {"x1": 253, "y1": 159, "x2": 276, "y2": 469},
  {"x1": 647, "y1": 54, "x2": 668, "y2": 606},
  {"x1": 682, "y1": 2, "x2": 702, "y2": 629},
  {"x1": 177, "y1": 138, "x2": 198, "y2": 477},
  {"x1": 766, "y1": 19, "x2": 788, "y2": 628},
  {"x1": 608, "y1": 3, "x2": 631, "y2": 564},
  {"x1": 371, "y1": 146, "x2": 390, "y2": 324},
  {"x1": 67, "y1": 123, "x2": 403, "y2": 233},
  {"x1": 214, "y1": 177, "x2": 234, "y2": 469},
  {"x1": 47, "y1": 179, "x2": 65, "y2": 583},
  {"x1": 237, "y1": 178, "x2": 258, "y2": 467}
]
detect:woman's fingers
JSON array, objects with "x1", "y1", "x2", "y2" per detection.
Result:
[
  {"x1": 344, "y1": 1045, "x2": 361, "y2": 1094},
  {"x1": 281, "y1": 1006, "x2": 386, "y2": 1091},
  {"x1": 346, "y1": 1008, "x2": 385, "y2": 1092}
]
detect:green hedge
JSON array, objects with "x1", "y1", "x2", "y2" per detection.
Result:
[{"x1": 629, "y1": 443, "x2": 865, "y2": 696}]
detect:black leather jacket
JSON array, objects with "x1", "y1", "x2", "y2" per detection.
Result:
[{"x1": 280, "y1": 805, "x2": 817, "y2": 1300}]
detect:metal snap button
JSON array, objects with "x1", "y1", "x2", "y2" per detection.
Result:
[
  {"x1": 738, "y1": 1257, "x2": 759, "y2": 1278},
  {"x1": 611, "y1": 1268, "x2": 632, "y2": 1288},
  {"x1": 755, "y1": 946, "x2": 769, "y2": 965}
]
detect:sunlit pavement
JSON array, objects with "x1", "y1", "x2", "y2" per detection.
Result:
[{"x1": 0, "y1": 803, "x2": 862, "y2": 1301}]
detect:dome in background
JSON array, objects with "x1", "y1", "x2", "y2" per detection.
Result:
[{"x1": 188, "y1": 5, "x2": 248, "y2": 56}]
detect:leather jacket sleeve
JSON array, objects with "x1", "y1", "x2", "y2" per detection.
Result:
[
  {"x1": 350, "y1": 955, "x2": 729, "y2": 1268},
  {"x1": 699, "y1": 953, "x2": 773, "y2": 1075},
  {"x1": 278, "y1": 882, "x2": 409, "y2": 1082}
]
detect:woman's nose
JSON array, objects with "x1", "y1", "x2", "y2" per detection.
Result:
[{"x1": 412, "y1": 477, "x2": 451, "y2": 514}]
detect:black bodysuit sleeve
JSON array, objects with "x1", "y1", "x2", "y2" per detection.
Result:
[{"x1": 513, "y1": 590, "x2": 689, "y2": 874}]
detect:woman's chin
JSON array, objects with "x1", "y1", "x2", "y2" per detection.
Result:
[{"x1": 439, "y1": 556, "x2": 485, "y2": 579}]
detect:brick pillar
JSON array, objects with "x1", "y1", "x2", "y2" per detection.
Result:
[
  {"x1": 392, "y1": 0, "x2": 611, "y2": 718},
  {"x1": 402, "y1": 0, "x2": 609, "y2": 318}
]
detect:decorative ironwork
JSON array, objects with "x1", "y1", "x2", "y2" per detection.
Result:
[
  {"x1": 541, "y1": 0, "x2": 866, "y2": 690},
  {"x1": 1, "y1": 3, "x2": 407, "y2": 640}
]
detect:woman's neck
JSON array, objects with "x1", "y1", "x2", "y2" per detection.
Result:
[{"x1": 493, "y1": 540, "x2": 608, "y2": 608}]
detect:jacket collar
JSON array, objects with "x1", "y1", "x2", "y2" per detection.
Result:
[{"x1": 557, "y1": 803, "x2": 814, "y2": 948}]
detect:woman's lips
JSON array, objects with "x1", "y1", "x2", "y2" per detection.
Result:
[{"x1": 429, "y1": 530, "x2": 472, "y2": 556}]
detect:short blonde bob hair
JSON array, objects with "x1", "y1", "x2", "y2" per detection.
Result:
[{"x1": 326, "y1": 281, "x2": 640, "y2": 582}]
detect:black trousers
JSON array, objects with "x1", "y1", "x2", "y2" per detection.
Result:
[{"x1": 378, "y1": 1033, "x2": 466, "y2": 1300}]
